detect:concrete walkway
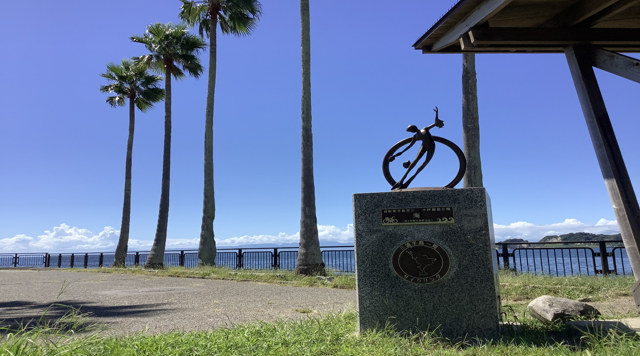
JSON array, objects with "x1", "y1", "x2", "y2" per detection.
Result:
[
  {"x1": 0, "y1": 269, "x2": 356, "y2": 336},
  {"x1": 3, "y1": 269, "x2": 639, "y2": 337}
]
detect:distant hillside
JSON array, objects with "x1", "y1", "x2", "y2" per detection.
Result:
[
  {"x1": 499, "y1": 238, "x2": 531, "y2": 247},
  {"x1": 539, "y1": 232, "x2": 621, "y2": 243},
  {"x1": 502, "y1": 238, "x2": 530, "y2": 243}
]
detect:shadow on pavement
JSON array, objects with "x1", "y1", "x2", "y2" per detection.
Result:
[{"x1": 0, "y1": 300, "x2": 174, "y2": 334}]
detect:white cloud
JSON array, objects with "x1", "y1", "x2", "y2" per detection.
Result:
[
  {"x1": 0, "y1": 219, "x2": 621, "y2": 253},
  {"x1": 493, "y1": 218, "x2": 620, "y2": 241},
  {"x1": 215, "y1": 224, "x2": 355, "y2": 247},
  {"x1": 0, "y1": 224, "x2": 120, "y2": 253},
  {"x1": 0, "y1": 223, "x2": 355, "y2": 253}
]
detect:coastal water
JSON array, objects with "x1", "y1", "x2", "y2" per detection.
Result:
[{"x1": 499, "y1": 247, "x2": 633, "y2": 276}]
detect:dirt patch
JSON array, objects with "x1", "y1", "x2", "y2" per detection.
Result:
[{"x1": 590, "y1": 297, "x2": 638, "y2": 318}]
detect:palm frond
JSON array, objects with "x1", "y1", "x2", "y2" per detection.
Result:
[
  {"x1": 133, "y1": 55, "x2": 164, "y2": 74},
  {"x1": 136, "y1": 98, "x2": 151, "y2": 112},
  {"x1": 99, "y1": 84, "x2": 115, "y2": 93},
  {"x1": 179, "y1": 1, "x2": 210, "y2": 30},
  {"x1": 198, "y1": 18, "x2": 212, "y2": 38},
  {"x1": 169, "y1": 65, "x2": 186, "y2": 80},
  {"x1": 179, "y1": 0, "x2": 262, "y2": 38},
  {"x1": 219, "y1": 0, "x2": 262, "y2": 36},
  {"x1": 100, "y1": 58, "x2": 164, "y2": 112},
  {"x1": 227, "y1": 11, "x2": 259, "y2": 36},
  {"x1": 139, "y1": 73, "x2": 163, "y2": 88},
  {"x1": 105, "y1": 95, "x2": 126, "y2": 108},
  {"x1": 131, "y1": 22, "x2": 205, "y2": 82},
  {"x1": 178, "y1": 35, "x2": 207, "y2": 54},
  {"x1": 140, "y1": 87, "x2": 165, "y2": 103},
  {"x1": 174, "y1": 54, "x2": 203, "y2": 78}
]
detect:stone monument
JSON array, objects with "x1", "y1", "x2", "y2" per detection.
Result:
[{"x1": 353, "y1": 110, "x2": 500, "y2": 339}]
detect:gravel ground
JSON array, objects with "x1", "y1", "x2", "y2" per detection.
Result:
[{"x1": 0, "y1": 269, "x2": 356, "y2": 336}]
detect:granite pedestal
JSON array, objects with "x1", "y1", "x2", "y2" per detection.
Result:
[{"x1": 353, "y1": 188, "x2": 500, "y2": 339}]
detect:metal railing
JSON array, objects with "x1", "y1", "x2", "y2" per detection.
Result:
[
  {"x1": 495, "y1": 240, "x2": 631, "y2": 276},
  {"x1": 0, "y1": 246, "x2": 356, "y2": 273},
  {"x1": 1, "y1": 240, "x2": 631, "y2": 277}
]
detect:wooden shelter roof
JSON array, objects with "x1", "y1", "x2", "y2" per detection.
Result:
[{"x1": 414, "y1": 0, "x2": 640, "y2": 53}]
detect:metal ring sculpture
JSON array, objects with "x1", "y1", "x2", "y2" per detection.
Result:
[{"x1": 382, "y1": 108, "x2": 466, "y2": 190}]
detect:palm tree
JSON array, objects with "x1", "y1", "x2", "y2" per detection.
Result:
[
  {"x1": 131, "y1": 23, "x2": 206, "y2": 268},
  {"x1": 296, "y1": 0, "x2": 324, "y2": 276},
  {"x1": 462, "y1": 53, "x2": 483, "y2": 188},
  {"x1": 179, "y1": 0, "x2": 262, "y2": 266},
  {"x1": 99, "y1": 59, "x2": 164, "y2": 267}
]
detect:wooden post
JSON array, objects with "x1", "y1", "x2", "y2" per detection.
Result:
[
  {"x1": 273, "y1": 248, "x2": 279, "y2": 270},
  {"x1": 501, "y1": 243, "x2": 510, "y2": 270},
  {"x1": 565, "y1": 44, "x2": 640, "y2": 311}
]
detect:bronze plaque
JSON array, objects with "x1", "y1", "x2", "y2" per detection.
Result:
[
  {"x1": 391, "y1": 240, "x2": 450, "y2": 284},
  {"x1": 382, "y1": 207, "x2": 454, "y2": 226}
]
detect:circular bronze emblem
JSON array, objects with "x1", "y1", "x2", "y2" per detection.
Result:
[{"x1": 391, "y1": 240, "x2": 450, "y2": 284}]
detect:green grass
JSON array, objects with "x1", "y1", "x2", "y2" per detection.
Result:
[
  {"x1": 7, "y1": 268, "x2": 636, "y2": 355},
  {"x1": 498, "y1": 270, "x2": 636, "y2": 320},
  {"x1": 2, "y1": 311, "x2": 640, "y2": 355},
  {"x1": 70, "y1": 265, "x2": 356, "y2": 290},
  {"x1": 499, "y1": 271, "x2": 634, "y2": 302}
]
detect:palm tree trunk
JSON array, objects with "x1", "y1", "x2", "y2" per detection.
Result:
[
  {"x1": 296, "y1": 0, "x2": 324, "y2": 276},
  {"x1": 146, "y1": 69, "x2": 172, "y2": 269},
  {"x1": 113, "y1": 98, "x2": 136, "y2": 267},
  {"x1": 198, "y1": 5, "x2": 218, "y2": 266},
  {"x1": 462, "y1": 53, "x2": 483, "y2": 188}
]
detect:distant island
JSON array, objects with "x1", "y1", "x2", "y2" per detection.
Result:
[
  {"x1": 501, "y1": 238, "x2": 529, "y2": 243},
  {"x1": 500, "y1": 232, "x2": 622, "y2": 246},
  {"x1": 500, "y1": 238, "x2": 531, "y2": 248},
  {"x1": 538, "y1": 232, "x2": 621, "y2": 243}
]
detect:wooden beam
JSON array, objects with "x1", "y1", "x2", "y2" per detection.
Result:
[
  {"x1": 459, "y1": 33, "x2": 475, "y2": 51},
  {"x1": 565, "y1": 45, "x2": 640, "y2": 310},
  {"x1": 578, "y1": 0, "x2": 640, "y2": 27},
  {"x1": 465, "y1": 45, "x2": 640, "y2": 53},
  {"x1": 588, "y1": 47, "x2": 640, "y2": 84},
  {"x1": 431, "y1": 0, "x2": 513, "y2": 52},
  {"x1": 425, "y1": 45, "x2": 640, "y2": 54},
  {"x1": 541, "y1": 0, "x2": 617, "y2": 28},
  {"x1": 468, "y1": 27, "x2": 640, "y2": 45}
]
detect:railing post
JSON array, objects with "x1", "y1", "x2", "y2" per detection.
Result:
[
  {"x1": 13, "y1": 254, "x2": 18, "y2": 267},
  {"x1": 99, "y1": 253, "x2": 104, "y2": 267},
  {"x1": 502, "y1": 244, "x2": 510, "y2": 269},
  {"x1": 43, "y1": 253, "x2": 49, "y2": 267},
  {"x1": 58, "y1": 254, "x2": 62, "y2": 268},
  {"x1": 135, "y1": 252, "x2": 140, "y2": 266},
  {"x1": 273, "y1": 248, "x2": 279, "y2": 270},
  {"x1": 180, "y1": 250, "x2": 185, "y2": 267},
  {"x1": 237, "y1": 249, "x2": 243, "y2": 269},
  {"x1": 599, "y1": 241, "x2": 612, "y2": 275},
  {"x1": 70, "y1": 254, "x2": 75, "y2": 268},
  {"x1": 84, "y1": 253, "x2": 89, "y2": 268}
]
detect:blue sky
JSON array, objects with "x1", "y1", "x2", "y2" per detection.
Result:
[{"x1": 1, "y1": 0, "x2": 637, "y2": 253}]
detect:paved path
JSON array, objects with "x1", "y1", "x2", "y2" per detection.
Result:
[{"x1": 0, "y1": 269, "x2": 356, "y2": 336}]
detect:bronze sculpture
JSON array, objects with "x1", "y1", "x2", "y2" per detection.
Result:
[{"x1": 382, "y1": 107, "x2": 466, "y2": 190}]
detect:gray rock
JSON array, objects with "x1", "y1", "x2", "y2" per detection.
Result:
[
  {"x1": 316, "y1": 276, "x2": 334, "y2": 283},
  {"x1": 527, "y1": 295, "x2": 600, "y2": 324}
]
